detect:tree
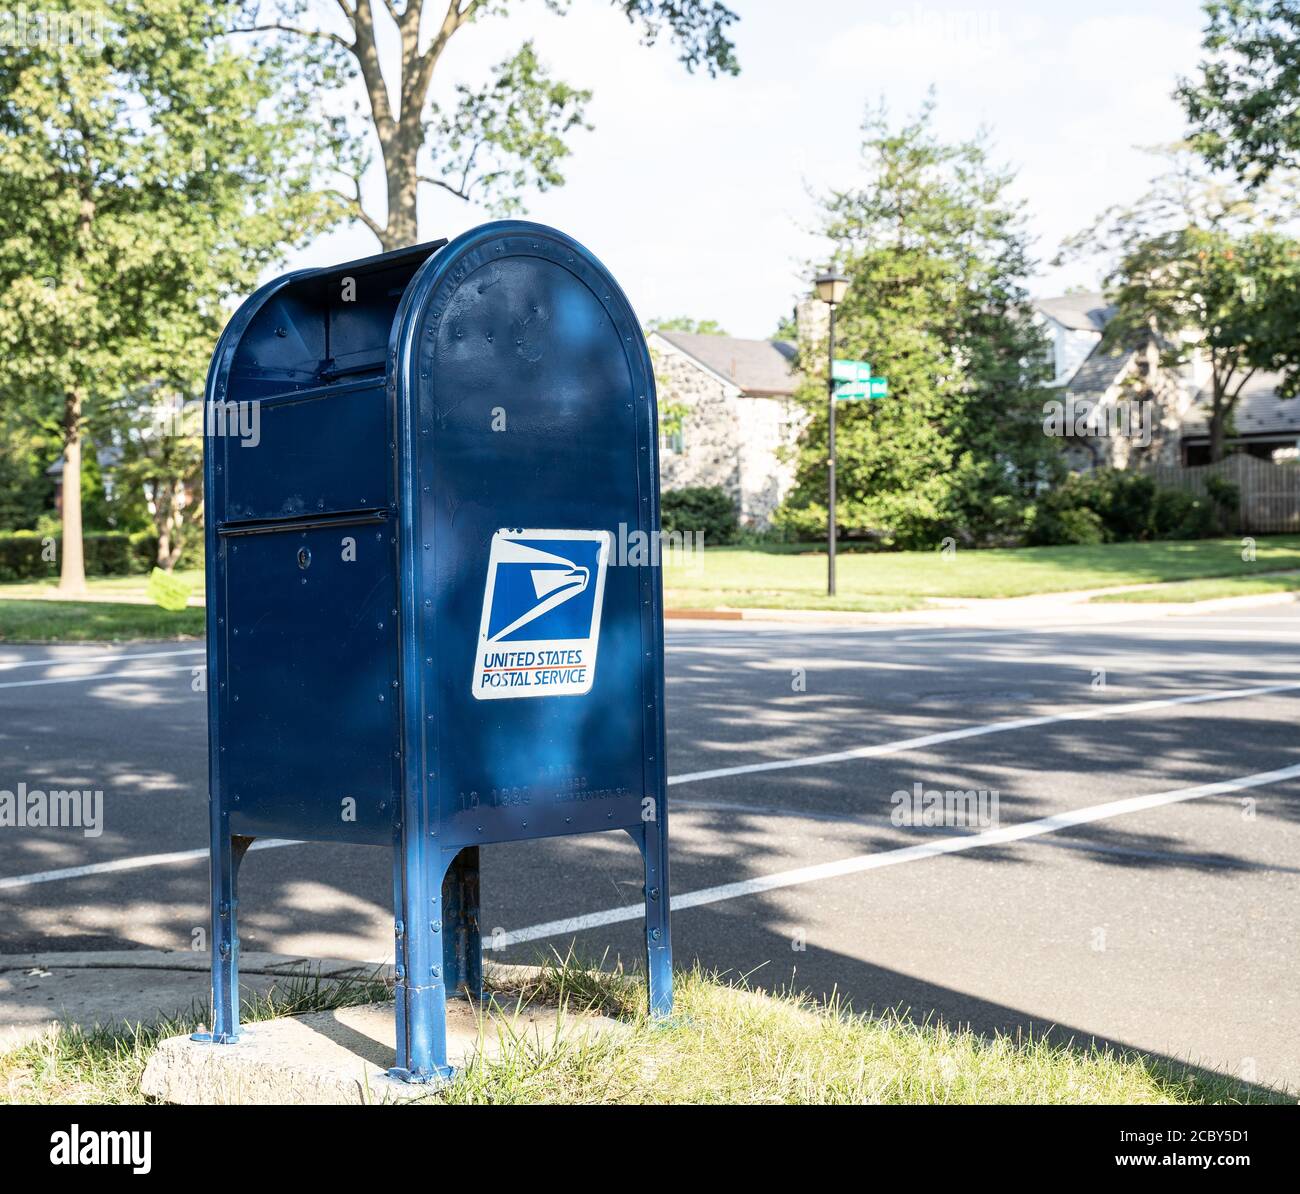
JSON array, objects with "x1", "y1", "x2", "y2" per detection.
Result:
[
  {"x1": 1063, "y1": 153, "x2": 1300, "y2": 462},
  {"x1": 649, "y1": 316, "x2": 729, "y2": 335},
  {"x1": 0, "y1": 417, "x2": 56, "y2": 532},
  {"x1": 0, "y1": 1, "x2": 337, "y2": 590},
  {"x1": 778, "y1": 101, "x2": 1057, "y2": 548},
  {"x1": 238, "y1": 1, "x2": 740, "y2": 250},
  {"x1": 109, "y1": 394, "x2": 206, "y2": 570},
  {"x1": 1179, "y1": 1, "x2": 1300, "y2": 184}
]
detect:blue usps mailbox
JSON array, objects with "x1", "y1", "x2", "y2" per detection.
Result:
[{"x1": 199, "y1": 221, "x2": 670, "y2": 1081}]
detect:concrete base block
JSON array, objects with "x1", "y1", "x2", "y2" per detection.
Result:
[{"x1": 140, "y1": 997, "x2": 627, "y2": 1105}]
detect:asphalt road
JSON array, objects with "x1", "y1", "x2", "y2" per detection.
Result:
[{"x1": 2, "y1": 606, "x2": 1298, "y2": 1091}]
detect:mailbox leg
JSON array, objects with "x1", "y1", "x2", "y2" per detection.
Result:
[
  {"x1": 194, "y1": 827, "x2": 254, "y2": 1044},
  {"x1": 442, "y1": 847, "x2": 483, "y2": 1001},
  {"x1": 636, "y1": 820, "x2": 673, "y2": 1019},
  {"x1": 391, "y1": 847, "x2": 455, "y2": 1083}
]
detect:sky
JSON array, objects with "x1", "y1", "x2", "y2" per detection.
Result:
[{"x1": 283, "y1": 0, "x2": 1211, "y2": 340}]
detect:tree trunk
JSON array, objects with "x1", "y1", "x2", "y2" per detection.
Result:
[
  {"x1": 381, "y1": 136, "x2": 421, "y2": 252},
  {"x1": 58, "y1": 388, "x2": 87, "y2": 596},
  {"x1": 154, "y1": 478, "x2": 186, "y2": 571},
  {"x1": 1209, "y1": 398, "x2": 1227, "y2": 463}
]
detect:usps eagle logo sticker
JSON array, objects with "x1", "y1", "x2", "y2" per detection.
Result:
[{"x1": 472, "y1": 529, "x2": 612, "y2": 700}]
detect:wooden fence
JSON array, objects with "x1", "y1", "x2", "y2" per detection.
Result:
[{"x1": 1141, "y1": 454, "x2": 1300, "y2": 534}]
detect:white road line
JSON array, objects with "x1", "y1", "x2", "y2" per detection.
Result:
[
  {"x1": 3, "y1": 679, "x2": 1296, "y2": 890},
  {"x1": 0, "y1": 663, "x2": 204, "y2": 691},
  {"x1": 892, "y1": 627, "x2": 1300, "y2": 645},
  {"x1": 0, "y1": 838, "x2": 296, "y2": 891},
  {"x1": 0, "y1": 647, "x2": 204, "y2": 673},
  {"x1": 494, "y1": 762, "x2": 1300, "y2": 947},
  {"x1": 667, "y1": 680, "x2": 1300, "y2": 786}
]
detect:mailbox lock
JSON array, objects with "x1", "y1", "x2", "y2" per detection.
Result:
[{"x1": 297, "y1": 546, "x2": 311, "y2": 570}]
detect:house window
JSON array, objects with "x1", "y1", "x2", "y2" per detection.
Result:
[{"x1": 660, "y1": 426, "x2": 684, "y2": 455}]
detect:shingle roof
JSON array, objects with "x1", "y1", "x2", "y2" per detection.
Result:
[
  {"x1": 1182, "y1": 372, "x2": 1300, "y2": 439},
  {"x1": 1035, "y1": 291, "x2": 1114, "y2": 333},
  {"x1": 1064, "y1": 340, "x2": 1134, "y2": 399},
  {"x1": 655, "y1": 330, "x2": 799, "y2": 397}
]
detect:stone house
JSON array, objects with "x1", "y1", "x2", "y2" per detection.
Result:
[
  {"x1": 1034, "y1": 291, "x2": 1300, "y2": 468},
  {"x1": 647, "y1": 328, "x2": 805, "y2": 528}
]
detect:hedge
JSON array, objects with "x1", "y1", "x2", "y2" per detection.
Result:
[
  {"x1": 660, "y1": 485, "x2": 739, "y2": 545},
  {"x1": 0, "y1": 530, "x2": 203, "y2": 583}
]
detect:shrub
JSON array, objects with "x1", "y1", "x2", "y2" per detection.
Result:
[
  {"x1": 1028, "y1": 468, "x2": 1226, "y2": 546},
  {"x1": 660, "y1": 486, "x2": 739, "y2": 546},
  {"x1": 1027, "y1": 504, "x2": 1105, "y2": 546},
  {"x1": 0, "y1": 530, "x2": 157, "y2": 582}
]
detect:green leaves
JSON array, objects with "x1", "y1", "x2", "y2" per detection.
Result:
[
  {"x1": 425, "y1": 40, "x2": 592, "y2": 212},
  {"x1": 1077, "y1": 152, "x2": 1300, "y2": 458},
  {"x1": 616, "y1": 0, "x2": 740, "y2": 77},
  {"x1": 778, "y1": 101, "x2": 1056, "y2": 548},
  {"x1": 0, "y1": 0, "x2": 340, "y2": 575},
  {"x1": 1179, "y1": 0, "x2": 1300, "y2": 183},
  {"x1": 0, "y1": 0, "x2": 336, "y2": 403}
]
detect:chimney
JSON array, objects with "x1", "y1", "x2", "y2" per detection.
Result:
[{"x1": 795, "y1": 296, "x2": 828, "y2": 354}]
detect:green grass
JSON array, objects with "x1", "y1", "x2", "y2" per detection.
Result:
[
  {"x1": 0, "y1": 967, "x2": 391, "y2": 1105},
  {"x1": 0, "y1": 569, "x2": 204, "y2": 603},
  {"x1": 663, "y1": 588, "x2": 925, "y2": 613},
  {"x1": 0, "y1": 598, "x2": 204, "y2": 643},
  {"x1": 1, "y1": 961, "x2": 1289, "y2": 1105},
  {"x1": 663, "y1": 536, "x2": 1300, "y2": 609},
  {"x1": 1089, "y1": 571, "x2": 1300, "y2": 604}
]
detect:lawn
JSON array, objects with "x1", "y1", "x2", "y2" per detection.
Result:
[
  {"x1": 1089, "y1": 571, "x2": 1300, "y2": 604},
  {"x1": 1, "y1": 961, "x2": 1287, "y2": 1106},
  {"x1": 0, "y1": 599, "x2": 204, "y2": 643},
  {"x1": 663, "y1": 535, "x2": 1300, "y2": 608},
  {"x1": 2, "y1": 539, "x2": 1297, "y2": 638},
  {"x1": 0, "y1": 569, "x2": 204, "y2": 603}
]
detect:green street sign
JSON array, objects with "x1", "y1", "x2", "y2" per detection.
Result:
[
  {"x1": 831, "y1": 358, "x2": 872, "y2": 383},
  {"x1": 835, "y1": 376, "x2": 889, "y2": 401}
]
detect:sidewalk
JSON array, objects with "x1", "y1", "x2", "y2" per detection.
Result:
[
  {"x1": 666, "y1": 585, "x2": 1300, "y2": 629},
  {"x1": 0, "y1": 950, "x2": 390, "y2": 1051}
]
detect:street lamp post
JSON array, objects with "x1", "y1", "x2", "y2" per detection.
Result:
[{"x1": 814, "y1": 269, "x2": 850, "y2": 596}]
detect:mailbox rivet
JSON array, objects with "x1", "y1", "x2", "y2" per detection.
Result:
[
  {"x1": 649, "y1": 888, "x2": 660, "y2": 901},
  {"x1": 378, "y1": 694, "x2": 385, "y2": 702},
  {"x1": 431, "y1": 921, "x2": 441, "y2": 933},
  {"x1": 395, "y1": 920, "x2": 404, "y2": 937},
  {"x1": 395, "y1": 964, "x2": 405, "y2": 979},
  {"x1": 432, "y1": 966, "x2": 441, "y2": 979},
  {"x1": 391, "y1": 680, "x2": 399, "y2": 688},
  {"x1": 650, "y1": 929, "x2": 662, "y2": 942}
]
